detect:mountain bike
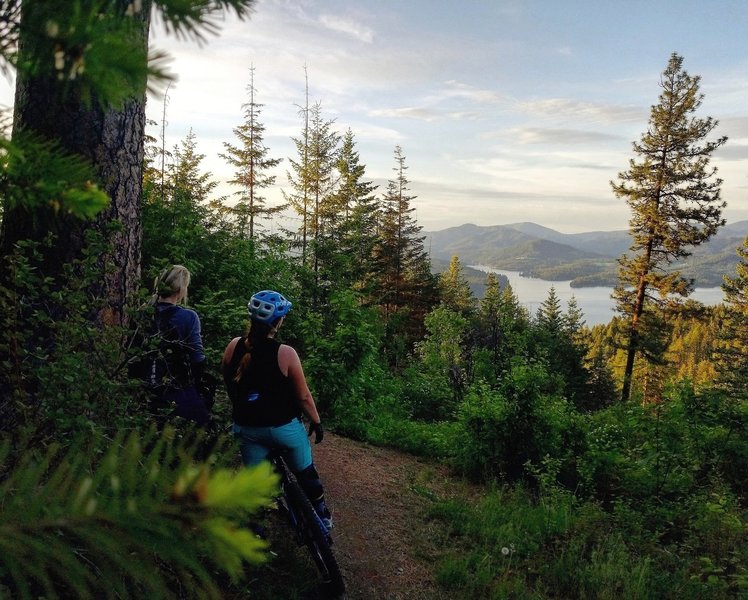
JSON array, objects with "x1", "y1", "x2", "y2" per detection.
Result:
[{"x1": 269, "y1": 450, "x2": 345, "y2": 597}]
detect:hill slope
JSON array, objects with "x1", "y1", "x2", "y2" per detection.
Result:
[{"x1": 426, "y1": 221, "x2": 748, "y2": 287}]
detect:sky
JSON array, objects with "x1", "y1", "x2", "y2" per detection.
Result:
[{"x1": 3, "y1": 0, "x2": 748, "y2": 233}]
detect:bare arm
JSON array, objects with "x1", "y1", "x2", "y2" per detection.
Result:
[{"x1": 279, "y1": 344, "x2": 321, "y2": 425}]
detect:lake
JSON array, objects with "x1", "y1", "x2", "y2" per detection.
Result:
[{"x1": 471, "y1": 266, "x2": 726, "y2": 327}]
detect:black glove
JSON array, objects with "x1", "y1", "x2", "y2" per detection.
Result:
[{"x1": 307, "y1": 421, "x2": 324, "y2": 444}]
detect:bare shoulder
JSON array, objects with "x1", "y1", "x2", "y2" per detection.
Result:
[
  {"x1": 222, "y1": 336, "x2": 242, "y2": 365},
  {"x1": 278, "y1": 343, "x2": 301, "y2": 375}
]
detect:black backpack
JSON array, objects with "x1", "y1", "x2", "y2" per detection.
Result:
[{"x1": 129, "y1": 305, "x2": 193, "y2": 392}]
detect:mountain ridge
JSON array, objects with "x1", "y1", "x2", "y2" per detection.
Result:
[{"x1": 426, "y1": 221, "x2": 748, "y2": 288}]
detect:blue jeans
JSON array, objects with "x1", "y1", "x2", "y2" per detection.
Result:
[{"x1": 232, "y1": 418, "x2": 312, "y2": 472}]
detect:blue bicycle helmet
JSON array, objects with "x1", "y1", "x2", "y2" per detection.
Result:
[{"x1": 248, "y1": 290, "x2": 292, "y2": 324}]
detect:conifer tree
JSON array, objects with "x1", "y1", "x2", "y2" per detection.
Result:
[
  {"x1": 611, "y1": 53, "x2": 727, "y2": 401},
  {"x1": 333, "y1": 129, "x2": 380, "y2": 297},
  {"x1": 374, "y1": 146, "x2": 436, "y2": 364},
  {"x1": 477, "y1": 272, "x2": 505, "y2": 379},
  {"x1": 375, "y1": 145, "x2": 433, "y2": 312},
  {"x1": 715, "y1": 236, "x2": 748, "y2": 401},
  {"x1": 285, "y1": 100, "x2": 340, "y2": 280},
  {"x1": 220, "y1": 67, "x2": 282, "y2": 240},
  {"x1": 536, "y1": 285, "x2": 563, "y2": 333},
  {"x1": 439, "y1": 255, "x2": 475, "y2": 315},
  {"x1": 142, "y1": 130, "x2": 219, "y2": 276},
  {"x1": 0, "y1": 0, "x2": 256, "y2": 323}
]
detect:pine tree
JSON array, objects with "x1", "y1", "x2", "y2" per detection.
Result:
[
  {"x1": 536, "y1": 285, "x2": 563, "y2": 333},
  {"x1": 333, "y1": 129, "x2": 380, "y2": 297},
  {"x1": 477, "y1": 272, "x2": 505, "y2": 380},
  {"x1": 220, "y1": 66, "x2": 283, "y2": 240},
  {"x1": 475, "y1": 275, "x2": 530, "y2": 382},
  {"x1": 375, "y1": 146, "x2": 433, "y2": 312},
  {"x1": 439, "y1": 255, "x2": 475, "y2": 315},
  {"x1": 715, "y1": 236, "x2": 748, "y2": 401},
  {"x1": 285, "y1": 99, "x2": 340, "y2": 281},
  {"x1": 611, "y1": 53, "x2": 727, "y2": 401},
  {"x1": 374, "y1": 146, "x2": 436, "y2": 364},
  {"x1": 0, "y1": 0, "x2": 257, "y2": 323},
  {"x1": 142, "y1": 130, "x2": 218, "y2": 284}
]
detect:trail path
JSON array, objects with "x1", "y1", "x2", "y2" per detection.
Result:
[{"x1": 312, "y1": 432, "x2": 454, "y2": 600}]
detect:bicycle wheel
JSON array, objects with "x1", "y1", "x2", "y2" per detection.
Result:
[{"x1": 283, "y1": 476, "x2": 345, "y2": 597}]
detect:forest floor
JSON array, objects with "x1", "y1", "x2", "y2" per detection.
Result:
[{"x1": 241, "y1": 431, "x2": 476, "y2": 600}]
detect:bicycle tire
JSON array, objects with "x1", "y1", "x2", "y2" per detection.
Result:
[{"x1": 283, "y1": 473, "x2": 345, "y2": 597}]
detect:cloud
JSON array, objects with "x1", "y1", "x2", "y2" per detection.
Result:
[
  {"x1": 510, "y1": 127, "x2": 623, "y2": 145},
  {"x1": 440, "y1": 81, "x2": 503, "y2": 104},
  {"x1": 410, "y1": 179, "x2": 628, "y2": 233},
  {"x1": 366, "y1": 81, "x2": 503, "y2": 124},
  {"x1": 318, "y1": 14, "x2": 374, "y2": 43},
  {"x1": 516, "y1": 98, "x2": 645, "y2": 124},
  {"x1": 368, "y1": 107, "x2": 441, "y2": 121},
  {"x1": 714, "y1": 144, "x2": 748, "y2": 161}
]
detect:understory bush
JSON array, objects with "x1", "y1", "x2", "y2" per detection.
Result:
[
  {"x1": 453, "y1": 361, "x2": 583, "y2": 483},
  {"x1": 428, "y1": 480, "x2": 747, "y2": 599},
  {"x1": 0, "y1": 233, "x2": 148, "y2": 440}
]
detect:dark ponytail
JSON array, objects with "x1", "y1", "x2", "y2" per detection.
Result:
[{"x1": 233, "y1": 320, "x2": 274, "y2": 382}]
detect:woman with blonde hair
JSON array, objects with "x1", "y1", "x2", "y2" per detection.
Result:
[{"x1": 150, "y1": 264, "x2": 210, "y2": 426}]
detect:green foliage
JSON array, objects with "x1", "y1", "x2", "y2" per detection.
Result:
[
  {"x1": 0, "y1": 427, "x2": 278, "y2": 599},
  {"x1": 454, "y1": 363, "x2": 582, "y2": 483},
  {"x1": 427, "y1": 469, "x2": 747, "y2": 600},
  {"x1": 438, "y1": 255, "x2": 475, "y2": 315},
  {"x1": 0, "y1": 231, "x2": 146, "y2": 438},
  {"x1": 0, "y1": 131, "x2": 109, "y2": 221},
  {"x1": 715, "y1": 236, "x2": 748, "y2": 401},
  {"x1": 403, "y1": 306, "x2": 470, "y2": 420},
  {"x1": 299, "y1": 289, "x2": 380, "y2": 416}
]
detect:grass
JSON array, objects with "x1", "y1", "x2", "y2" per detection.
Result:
[{"x1": 421, "y1": 483, "x2": 747, "y2": 600}]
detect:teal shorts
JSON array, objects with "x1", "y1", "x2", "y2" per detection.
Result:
[{"x1": 232, "y1": 417, "x2": 312, "y2": 472}]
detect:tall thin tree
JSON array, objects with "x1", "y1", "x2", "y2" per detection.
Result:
[
  {"x1": 220, "y1": 66, "x2": 282, "y2": 240},
  {"x1": 611, "y1": 53, "x2": 726, "y2": 401},
  {"x1": 374, "y1": 145, "x2": 436, "y2": 356},
  {"x1": 333, "y1": 129, "x2": 380, "y2": 296},
  {"x1": 714, "y1": 236, "x2": 748, "y2": 401}
]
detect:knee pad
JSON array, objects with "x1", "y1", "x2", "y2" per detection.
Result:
[{"x1": 296, "y1": 464, "x2": 324, "y2": 502}]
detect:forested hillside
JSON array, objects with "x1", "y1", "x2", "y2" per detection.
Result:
[
  {"x1": 426, "y1": 220, "x2": 748, "y2": 287},
  {"x1": 0, "y1": 6, "x2": 746, "y2": 600}
]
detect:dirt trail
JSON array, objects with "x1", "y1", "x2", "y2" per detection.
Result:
[{"x1": 312, "y1": 432, "x2": 453, "y2": 600}]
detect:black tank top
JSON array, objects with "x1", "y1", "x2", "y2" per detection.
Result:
[{"x1": 223, "y1": 337, "x2": 301, "y2": 427}]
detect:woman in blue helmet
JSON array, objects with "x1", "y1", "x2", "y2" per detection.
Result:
[{"x1": 221, "y1": 290, "x2": 332, "y2": 529}]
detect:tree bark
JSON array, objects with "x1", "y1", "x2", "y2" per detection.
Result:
[{"x1": 0, "y1": 2, "x2": 151, "y2": 325}]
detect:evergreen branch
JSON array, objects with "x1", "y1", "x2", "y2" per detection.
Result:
[
  {"x1": 0, "y1": 427, "x2": 279, "y2": 599},
  {"x1": 152, "y1": 0, "x2": 256, "y2": 43},
  {"x1": 0, "y1": 131, "x2": 110, "y2": 220}
]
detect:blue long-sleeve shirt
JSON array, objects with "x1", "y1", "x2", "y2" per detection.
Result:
[{"x1": 155, "y1": 302, "x2": 206, "y2": 365}]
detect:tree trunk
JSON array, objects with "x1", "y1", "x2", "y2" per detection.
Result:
[{"x1": 0, "y1": 2, "x2": 151, "y2": 325}]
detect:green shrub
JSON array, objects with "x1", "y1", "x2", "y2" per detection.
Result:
[
  {"x1": 454, "y1": 362, "x2": 582, "y2": 483},
  {"x1": 0, "y1": 233, "x2": 149, "y2": 439}
]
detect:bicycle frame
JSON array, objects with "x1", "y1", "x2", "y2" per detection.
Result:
[{"x1": 269, "y1": 451, "x2": 345, "y2": 597}]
